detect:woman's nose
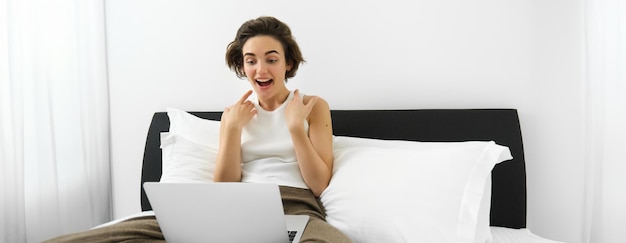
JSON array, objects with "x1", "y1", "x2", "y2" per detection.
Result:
[{"x1": 256, "y1": 62, "x2": 267, "y2": 74}]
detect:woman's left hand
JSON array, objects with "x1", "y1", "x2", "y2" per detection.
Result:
[{"x1": 285, "y1": 89, "x2": 318, "y2": 132}]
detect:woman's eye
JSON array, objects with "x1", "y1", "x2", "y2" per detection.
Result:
[
  {"x1": 268, "y1": 59, "x2": 278, "y2": 63},
  {"x1": 245, "y1": 59, "x2": 256, "y2": 65}
]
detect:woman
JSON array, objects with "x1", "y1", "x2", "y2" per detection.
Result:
[
  {"x1": 218, "y1": 16, "x2": 351, "y2": 242},
  {"x1": 44, "y1": 16, "x2": 351, "y2": 243}
]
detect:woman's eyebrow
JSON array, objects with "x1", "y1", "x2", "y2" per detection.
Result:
[{"x1": 243, "y1": 50, "x2": 279, "y2": 57}]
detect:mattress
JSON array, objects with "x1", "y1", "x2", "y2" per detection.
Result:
[{"x1": 490, "y1": 226, "x2": 564, "y2": 243}]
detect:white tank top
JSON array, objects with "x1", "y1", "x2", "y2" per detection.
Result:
[{"x1": 240, "y1": 90, "x2": 309, "y2": 189}]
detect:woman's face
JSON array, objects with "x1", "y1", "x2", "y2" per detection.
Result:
[{"x1": 242, "y1": 35, "x2": 292, "y2": 97}]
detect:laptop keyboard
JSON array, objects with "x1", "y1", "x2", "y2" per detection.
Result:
[{"x1": 288, "y1": 230, "x2": 297, "y2": 242}]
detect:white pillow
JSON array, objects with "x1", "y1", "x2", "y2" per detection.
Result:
[
  {"x1": 320, "y1": 136, "x2": 512, "y2": 243},
  {"x1": 159, "y1": 132, "x2": 217, "y2": 183},
  {"x1": 475, "y1": 176, "x2": 493, "y2": 243},
  {"x1": 160, "y1": 108, "x2": 221, "y2": 183},
  {"x1": 167, "y1": 107, "x2": 220, "y2": 146}
]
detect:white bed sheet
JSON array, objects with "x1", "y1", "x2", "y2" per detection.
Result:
[
  {"x1": 491, "y1": 226, "x2": 565, "y2": 243},
  {"x1": 92, "y1": 211, "x2": 156, "y2": 229}
]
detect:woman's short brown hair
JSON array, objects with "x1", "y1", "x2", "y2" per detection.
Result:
[{"x1": 225, "y1": 16, "x2": 304, "y2": 80}]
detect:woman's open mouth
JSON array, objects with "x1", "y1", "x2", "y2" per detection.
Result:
[{"x1": 256, "y1": 79, "x2": 273, "y2": 87}]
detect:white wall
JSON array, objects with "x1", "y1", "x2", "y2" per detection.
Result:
[{"x1": 105, "y1": 0, "x2": 584, "y2": 242}]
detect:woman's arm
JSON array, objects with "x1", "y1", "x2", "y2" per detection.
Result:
[
  {"x1": 214, "y1": 90, "x2": 257, "y2": 182},
  {"x1": 286, "y1": 90, "x2": 334, "y2": 197}
]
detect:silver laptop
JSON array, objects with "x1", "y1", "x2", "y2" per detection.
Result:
[{"x1": 143, "y1": 182, "x2": 309, "y2": 243}]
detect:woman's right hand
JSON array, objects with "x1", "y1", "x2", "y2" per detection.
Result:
[
  {"x1": 222, "y1": 90, "x2": 257, "y2": 130},
  {"x1": 215, "y1": 90, "x2": 253, "y2": 183}
]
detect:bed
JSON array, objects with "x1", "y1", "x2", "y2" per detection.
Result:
[{"x1": 131, "y1": 108, "x2": 561, "y2": 243}]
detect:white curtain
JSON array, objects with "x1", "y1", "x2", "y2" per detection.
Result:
[
  {"x1": 0, "y1": 0, "x2": 112, "y2": 242},
  {"x1": 583, "y1": 0, "x2": 626, "y2": 242}
]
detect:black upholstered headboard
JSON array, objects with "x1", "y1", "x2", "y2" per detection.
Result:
[{"x1": 140, "y1": 109, "x2": 527, "y2": 229}]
